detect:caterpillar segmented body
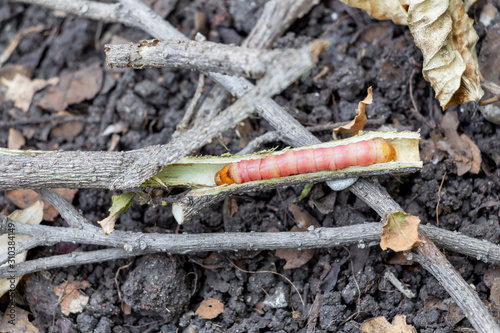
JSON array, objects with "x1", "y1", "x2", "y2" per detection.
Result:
[{"x1": 215, "y1": 139, "x2": 396, "y2": 185}]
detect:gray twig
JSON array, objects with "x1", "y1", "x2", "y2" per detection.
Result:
[
  {"x1": 2, "y1": 219, "x2": 500, "y2": 278},
  {"x1": 106, "y1": 39, "x2": 313, "y2": 79}
]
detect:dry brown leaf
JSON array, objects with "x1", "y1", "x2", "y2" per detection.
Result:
[
  {"x1": 54, "y1": 280, "x2": 91, "y2": 316},
  {"x1": 491, "y1": 278, "x2": 500, "y2": 308},
  {"x1": 276, "y1": 248, "x2": 315, "y2": 269},
  {"x1": 432, "y1": 111, "x2": 481, "y2": 176},
  {"x1": 333, "y1": 87, "x2": 371, "y2": 135},
  {"x1": 408, "y1": 0, "x2": 484, "y2": 110},
  {"x1": 0, "y1": 201, "x2": 44, "y2": 298},
  {"x1": 380, "y1": 211, "x2": 422, "y2": 252},
  {"x1": 2, "y1": 73, "x2": 58, "y2": 112},
  {"x1": 339, "y1": 0, "x2": 409, "y2": 25},
  {"x1": 6, "y1": 188, "x2": 78, "y2": 221},
  {"x1": 50, "y1": 121, "x2": 85, "y2": 141},
  {"x1": 8, "y1": 128, "x2": 25, "y2": 149},
  {"x1": 195, "y1": 298, "x2": 224, "y2": 319},
  {"x1": 484, "y1": 266, "x2": 500, "y2": 288},
  {"x1": 36, "y1": 62, "x2": 103, "y2": 111},
  {"x1": 0, "y1": 306, "x2": 39, "y2": 332},
  {"x1": 361, "y1": 315, "x2": 416, "y2": 333},
  {"x1": 289, "y1": 204, "x2": 320, "y2": 229}
]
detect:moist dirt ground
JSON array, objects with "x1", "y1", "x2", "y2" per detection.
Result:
[{"x1": 1, "y1": 1, "x2": 500, "y2": 332}]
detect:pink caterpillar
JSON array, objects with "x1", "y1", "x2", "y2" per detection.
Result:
[{"x1": 215, "y1": 139, "x2": 396, "y2": 185}]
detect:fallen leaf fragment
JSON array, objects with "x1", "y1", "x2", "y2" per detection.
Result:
[
  {"x1": 380, "y1": 211, "x2": 422, "y2": 252},
  {"x1": 36, "y1": 62, "x2": 103, "y2": 111},
  {"x1": 289, "y1": 204, "x2": 320, "y2": 229},
  {"x1": 490, "y1": 278, "x2": 500, "y2": 308},
  {"x1": 339, "y1": 0, "x2": 409, "y2": 25},
  {"x1": 361, "y1": 315, "x2": 416, "y2": 333},
  {"x1": 50, "y1": 120, "x2": 85, "y2": 142},
  {"x1": 6, "y1": 188, "x2": 78, "y2": 221},
  {"x1": 2, "y1": 73, "x2": 58, "y2": 111},
  {"x1": 0, "y1": 201, "x2": 44, "y2": 298},
  {"x1": 0, "y1": 306, "x2": 39, "y2": 332},
  {"x1": 54, "y1": 280, "x2": 91, "y2": 316},
  {"x1": 98, "y1": 192, "x2": 136, "y2": 235},
  {"x1": 8, "y1": 128, "x2": 25, "y2": 149},
  {"x1": 408, "y1": 0, "x2": 484, "y2": 109},
  {"x1": 195, "y1": 298, "x2": 224, "y2": 319},
  {"x1": 432, "y1": 111, "x2": 481, "y2": 176},
  {"x1": 333, "y1": 87, "x2": 371, "y2": 135}
]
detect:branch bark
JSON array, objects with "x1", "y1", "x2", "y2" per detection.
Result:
[
  {"x1": 2, "y1": 218, "x2": 500, "y2": 278},
  {"x1": 105, "y1": 39, "x2": 313, "y2": 79}
]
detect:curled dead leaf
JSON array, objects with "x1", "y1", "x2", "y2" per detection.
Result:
[
  {"x1": 195, "y1": 298, "x2": 224, "y2": 319},
  {"x1": 54, "y1": 280, "x2": 91, "y2": 316},
  {"x1": 0, "y1": 201, "x2": 44, "y2": 298},
  {"x1": 2, "y1": 73, "x2": 58, "y2": 112},
  {"x1": 339, "y1": 0, "x2": 409, "y2": 25},
  {"x1": 408, "y1": 0, "x2": 484, "y2": 109},
  {"x1": 333, "y1": 87, "x2": 371, "y2": 135},
  {"x1": 361, "y1": 315, "x2": 416, "y2": 333},
  {"x1": 380, "y1": 211, "x2": 422, "y2": 252},
  {"x1": 432, "y1": 111, "x2": 481, "y2": 176}
]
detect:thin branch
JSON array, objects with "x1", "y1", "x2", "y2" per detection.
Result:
[
  {"x1": 106, "y1": 39, "x2": 313, "y2": 79},
  {"x1": 2, "y1": 220, "x2": 500, "y2": 277},
  {"x1": 0, "y1": 114, "x2": 100, "y2": 130},
  {"x1": 173, "y1": 73, "x2": 205, "y2": 136},
  {"x1": 236, "y1": 131, "x2": 281, "y2": 155},
  {"x1": 35, "y1": 189, "x2": 92, "y2": 229}
]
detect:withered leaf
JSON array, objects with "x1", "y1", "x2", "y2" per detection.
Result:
[
  {"x1": 408, "y1": 0, "x2": 484, "y2": 109},
  {"x1": 333, "y1": 87, "x2": 371, "y2": 135},
  {"x1": 195, "y1": 298, "x2": 224, "y2": 319},
  {"x1": 2, "y1": 73, "x2": 58, "y2": 112},
  {"x1": 54, "y1": 280, "x2": 91, "y2": 316},
  {"x1": 36, "y1": 62, "x2": 103, "y2": 111},
  {"x1": 0, "y1": 201, "x2": 44, "y2": 298},
  {"x1": 380, "y1": 211, "x2": 422, "y2": 252},
  {"x1": 432, "y1": 111, "x2": 481, "y2": 176},
  {"x1": 7, "y1": 188, "x2": 78, "y2": 221},
  {"x1": 361, "y1": 315, "x2": 416, "y2": 333},
  {"x1": 339, "y1": 0, "x2": 409, "y2": 25},
  {"x1": 8, "y1": 128, "x2": 25, "y2": 149}
]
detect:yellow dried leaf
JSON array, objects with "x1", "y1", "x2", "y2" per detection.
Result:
[
  {"x1": 195, "y1": 298, "x2": 224, "y2": 319},
  {"x1": 380, "y1": 211, "x2": 422, "y2": 252},
  {"x1": 333, "y1": 87, "x2": 371, "y2": 135},
  {"x1": 361, "y1": 315, "x2": 416, "y2": 333},
  {"x1": 339, "y1": 0, "x2": 409, "y2": 25},
  {"x1": 0, "y1": 306, "x2": 39, "y2": 332},
  {"x1": 1, "y1": 73, "x2": 58, "y2": 112},
  {"x1": 0, "y1": 201, "x2": 44, "y2": 298},
  {"x1": 408, "y1": 0, "x2": 484, "y2": 110}
]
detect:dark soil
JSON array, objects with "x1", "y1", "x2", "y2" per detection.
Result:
[{"x1": 1, "y1": 1, "x2": 500, "y2": 332}]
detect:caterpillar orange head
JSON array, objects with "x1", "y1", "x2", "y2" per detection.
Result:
[
  {"x1": 215, "y1": 165, "x2": 234, "y2": 185},
  {"x1": 215, "y1": 163, "x2": 241, "y2": 185}
]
